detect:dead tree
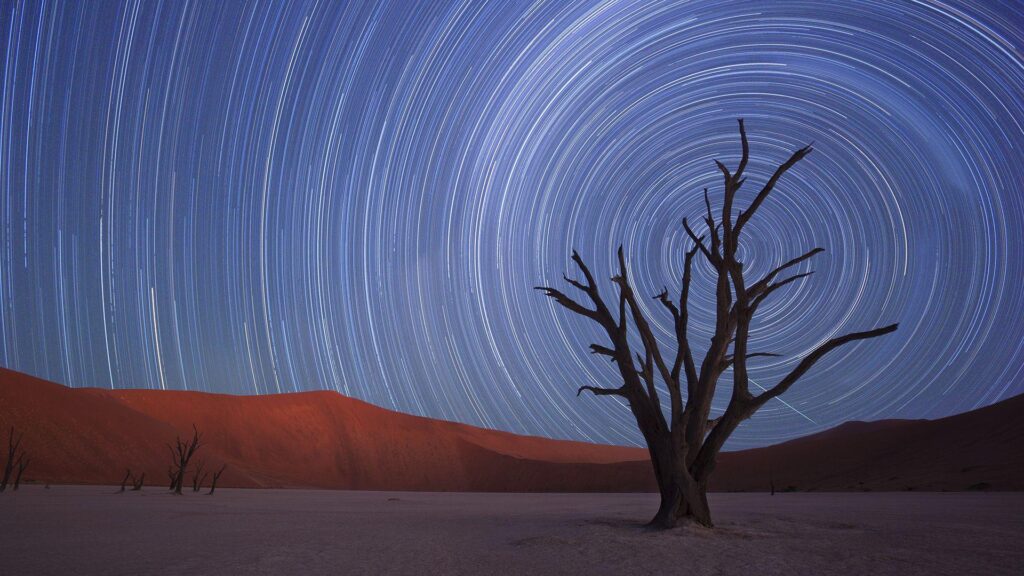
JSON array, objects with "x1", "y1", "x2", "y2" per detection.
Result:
[
  {"x1": 119, "y1": 469, "x2": 132, "y2": 493},
  {"x1": 536, "y1": 120, "x2": 898, "y2": 529},
  {"x1": 207, "y1": 464, "x2": 226, "y2": 495},
  {"x1": 13, "y1": 456, "x2": 29, "y2": 490},
  {"x1": 191, "y1": 460, "x2": 208, "y2": 492},
  {"x1": 1, "y1": 425, "x2": 26, "y2": 492},
  {"x1": 167, "y1": 425, "x2": 202, "y2": 495},
  {"x1": 131, "y1": 472, "x2": 145, "y2": 491}
]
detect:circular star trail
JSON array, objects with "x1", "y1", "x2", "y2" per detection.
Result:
[{"x1": 1, "y1": 1, "x2": 1022, "y2": 448}]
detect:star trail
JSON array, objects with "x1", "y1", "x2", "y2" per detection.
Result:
[{"x1": 1, "y1": 0, "x2": 1022, "y2": 448}]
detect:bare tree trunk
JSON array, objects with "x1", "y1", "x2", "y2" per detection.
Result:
[
  {"x1": 650, "y1": 479, "x2": 684, "y2": 528},
  {"x1": 173, "y1": 468, "x2": 185, "y2": 494},
  {"x1": 192, "y1": 460, "x2": 206, "y2": 492},
  {"x1": 649, "y1": 470, "x2": 712, "y2": 528},
  {"x1": 13, "y1": 457, "x2": 28, "y2": 490},
  {"x1": 168, "y1": 425, "x2": 202, "y2": 495},
  {"x1": 1, "y1": 426, "x2": 24, "y2": 492},
  {"x1": 646, "y1": 441, "x2": 686, "y2": 528},
  {"x1": 682, "y1": 483, "x2": 712, "y2": 527},
  {"x1": 207, "y1": 465, "x2": 226, "y2": 495}
]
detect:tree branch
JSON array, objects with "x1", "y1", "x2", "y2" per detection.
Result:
[
  {"x1": 721, "y1": 351, "x2": 782, "y2": 370},
  {"x1": 703, "y1": 188, "x2": 721, "y2": 258},
  {"x1": 589, "y1": 343, "x2": 616, "y2": 361},
  {"x1": 534, "y1": 286, "x2": 600, "y2": 319},
  {"x1": 537, "y1": 250, "x2": 621, "y2": 332},
  {"x1": 751, "y1": 272, "x2": 814, "y2": 309},
  {"x1": 675, "y1": 244, "x2": 701, "y2": 393},
  {"x1": 577, "y1": 385, "x2": 625, "y2": 397},
  {"x1": 562, "y1": 274, "x2": 589, "y2": 292},
  {"x1": 571, "y1": 250, "x2": 598, "y2": 288},
  {"x1": 735, "y1": 118, "x2": 749, "y2": 179},
  {"x1": 754, "y1": 324, "x2": 899, "y2": 405},
  {"x1": 614, "y1": 246, "x2": 671, "y2": 421},
  {"x1": 733, "y1": 143, "x2": 813, "y2": 241},
  {"x1": 682, "y1": 218, "x2": 714, "y2": 263},
  {"x1": 654, "y1": 287, "x2": 679, "y2": 320},
  {"x1": 748, "y1": 248, "x2": 824, "y2": 299}
]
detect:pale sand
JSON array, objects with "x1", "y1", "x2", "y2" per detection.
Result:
[{"x1": 2, "y1": 487, "x2": 1021, "y2": 575}]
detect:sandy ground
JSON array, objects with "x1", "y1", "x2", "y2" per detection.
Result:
[{"x1": 1, "y1": 487, "x2": 1022, "y2": 575}]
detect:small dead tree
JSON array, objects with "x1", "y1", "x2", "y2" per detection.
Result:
[
  {"x1": 13, "y1": 456, "x2": 29, "y2": 490},
  {"x1": 207, "y1": 464, "x2": 226, "y2": 495},
  {"x1": 1, "y1": 425, "x2": 27, "y2": 492},
  {"x1": 167, "y1": 425, "x2": 202, "y2": 495},
  {"x1": 119, "y1": 469, "x2": 132, "y2": 493},
  {"x1": 191, "y1": 460, "x2": 208, "y2": 492},
  {"x1": 537, "y1": 120, "x2": 898, "y2": 529}
]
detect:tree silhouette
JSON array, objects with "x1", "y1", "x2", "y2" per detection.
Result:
[
  {"x1": 12, "y1": 455, "x2": 29, "y2": 490},
  {"x1": 119, "y1": 469, "x2": 145, "y2": 492},
  {"x1": 191, "y1": 460, "x2": 208, "y2": 492},
  {"x1": 167, "y1": 425, "x2": 202, "y2": 495},
  {"x1": 1, "y1": 425, "x2": 28, "y2": 492},
  {"x1": 536, "y1": 120, "x2": 898, "y2": 529},
  {"x1": 207, "y1": 464, "x2": 226, "y2": 495},
  {"x1": 118, "y1": 469, "x2": 132, "y2": 493}
]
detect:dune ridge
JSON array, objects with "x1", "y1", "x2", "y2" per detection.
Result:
[{"x1": 1, "y1": 367, "x2": 1021, "y2": 492}]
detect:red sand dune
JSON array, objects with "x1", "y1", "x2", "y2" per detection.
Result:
[
  {"x1": 1, "y1": 366, "x2": 1021, "y2": 492},
  {"x1": 0, "y1": 367, "x2": 653, "y2": 491}
]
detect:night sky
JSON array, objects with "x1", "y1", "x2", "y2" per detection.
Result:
[{"x1": 1, "y1": 0, "x2": 1022, "y2": 448}]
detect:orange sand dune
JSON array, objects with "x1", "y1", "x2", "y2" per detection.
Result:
[
  {"x1": 0, "y1": 367, "x2": 653, "y2": 491},
  {"x1": 1, "y1": 366, "x2": 1021, "y2": 492}
]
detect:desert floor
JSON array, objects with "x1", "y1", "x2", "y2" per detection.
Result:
[{"x1": 1, "y1": 487, "x2": 1022, "y2": 575}]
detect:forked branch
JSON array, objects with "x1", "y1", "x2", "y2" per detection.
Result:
[{"x1": 733, "y1": 143, "x2": 814, "y2": 241}]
